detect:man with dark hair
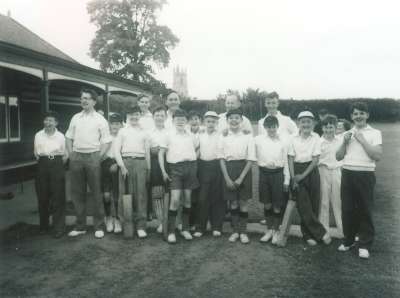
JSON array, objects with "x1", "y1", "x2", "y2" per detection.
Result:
[
  {"x1": 66, "y1": 89, "x2": 112, "y2": 239},
  {"x1": 314, "y1": 108, "x2": 330, "y2": 136},
  {"x1": 34, "y1": 111, "x2": 68, "y2": 238}
]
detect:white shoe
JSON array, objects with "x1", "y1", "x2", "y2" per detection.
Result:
[
  {"x1": 337, "y1": 243, "x2": 355, "y2": 252},
  {"x1": 137, "y1": 229, "x2": 147, "y2": 238},
  {"x1": 306, "y1": 239, "x2": 317, "y2": 246},
  {"x1": 212, "y1": 230, "x2": 222, "y2": 237},
  {"x1": 240, "y1": 233, "x2": 250, "y2": 244},
  {"x1": 94, "y1": 230, "x2": 104, "y2": 239},
  {"x1": 105, "y1": 217, "x2": 114, "y2": 233},
  {"x1": 156, "y1": 224, "x2": 163, "y2": 234},
  {"x1": 68, "y1": 230, "x2": 86, "y2": 237},
  {"x1": 260, "y1": 230, "x2": 273, "y2": 243},
  {"x1": 260, "y1": 219, "x2": 267, "y2": 225},
  {"x1": 271, "y1": 231, "x2": 279, "y2": 245},
  {"x1": 322, "y1": 233, "x2": 332, "y2": 245},
  {"x1": 193, "y1": 232, "x2": 203, "y2": 238},
  {"x1": 177, "y1": 223, "x2": 183, "y2": 231},
  {"x1": 180, "y1": 230, "x2": 193, "y2": 240},
  {"x1": 359, "y1": 248, "x2": 370, "y2": 259},
  {"x1": 355, "y1": 236, "x2": 360, "y2": 242},
  {"x1": 168, "y1": 233, "x2": 177, "y2": 244},
  {"x1": 229, "y1": 233, "x2": 240, "y2": 243},
  {"x1": 114, "y1": 219, "x2": 122, "y2": 234}
]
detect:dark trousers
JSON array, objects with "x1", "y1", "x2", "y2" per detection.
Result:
[
  {"x1": 35, "y1": 156, "x2": 66, "y2": 232},
  {"x1": 341, "y1": 169, "x2": 375, "y2": 249},
  {"x1": 293, "y1": 162, "x2": 326, "y2": 241},
  {"x1": 196, "y1": 160, "x2": 225, "y2": 232},
  {"x1": 101, "y1": 158, "x2": 119, "y2": 217},
  {"x1": 70, "y1": 152, "x2": 104, "y2": 230}
]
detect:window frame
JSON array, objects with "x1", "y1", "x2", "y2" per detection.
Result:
[
  {"x1": 0, "y1": 95, "x2": 21, "y2": 143},
  {"x1": 0, "y1": 95, "x2": 8, "y2": 143},
  {"x1": 7, "y1": 96, "x2": 21, "y2": 142}
]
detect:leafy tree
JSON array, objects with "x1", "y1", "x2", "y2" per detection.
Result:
[{"x1": 87, "y1": 0, "x2": 179, "y2": 87}]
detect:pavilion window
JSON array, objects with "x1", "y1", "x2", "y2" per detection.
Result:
[
  {"x1": 0, "y1": 95, "x2": 7, "y2": 142},
  {"x1": 0, "y1": 95, "x2": 21, "y2": 143}
]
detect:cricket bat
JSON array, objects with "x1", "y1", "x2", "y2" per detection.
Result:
[
  {"x1": 119, "y1": 172, "x2": 134, "y2": 239},
  {"x1": 162, "y1": 182, "x2": 170, "y2": 241},
  {"x1": 276, "y1": 191, "x2": 297, "y2": 247}
]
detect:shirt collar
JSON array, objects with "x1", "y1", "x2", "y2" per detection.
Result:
[
  {"x1": 352, "y1": 124, "x2": 371, "y2": 132},
  {"x1": 266, "y1": 111, "x2": 282, "y2": 117},
  {"x1": 79, "y1": 110, "x2": 97, "y2": 117}
]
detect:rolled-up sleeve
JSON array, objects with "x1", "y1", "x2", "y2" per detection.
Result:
[
  {"x1": 65, "y1": 115, "x2": 76, "y2": 140},
  {"x1": 99, "y1": 118, "x2": 112, "y2": 144}
]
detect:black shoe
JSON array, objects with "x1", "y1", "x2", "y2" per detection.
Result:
[{"x1": 53, "y1": 231, "x2": 64, "y2": 239}]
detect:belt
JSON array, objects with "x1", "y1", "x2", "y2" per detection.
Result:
[
  {"x1": 122, "y1": 156, "x2": 145, "y2": 160},
  {"x1": 38, "y1": 155, "x2": 62, "y2": 160}
]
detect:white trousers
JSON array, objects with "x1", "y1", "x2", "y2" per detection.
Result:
[{"x1": 318, "y1": 166, "x2": 343, "y2": 235}]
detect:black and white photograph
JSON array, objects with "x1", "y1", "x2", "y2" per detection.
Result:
[{"x1": 0, "y1": 0, "x2": 399, "y2": 297}]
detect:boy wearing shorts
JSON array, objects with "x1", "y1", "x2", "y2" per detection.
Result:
[
  {"x1": 255, "y1": 115, "x2": 290, "y2": 244},
  {"x1": 159, "y1": 109, "x2": 200, "y2": 244},
  {"x1": 218, "y1": 108, "x2": 256, "y2": 244},
  {"x1": 102, "y1": 113, "x2": 123, "y2": 233}
]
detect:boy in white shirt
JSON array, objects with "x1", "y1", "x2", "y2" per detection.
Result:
[
  {"x1": 159, "y1": 109, "x2": 200, "y2": 244},
  {"x1": 336, "y1": 102, "x2": 382, "y2": 259},
  {"x1": 34, "y1": 111, "x2": 67, "y2": 238},
  {"x1": 193, "y1": 111, "x2": 225, "y2": 238},
  {"x1": 257, "y1": 92, "x2": 297, "y2": 141},
  {"x1": 287, "y1": 111, "x2": 331, "y2": 246},
  {"x1": 255, "y1": 116, "x2": 290, "y2": 244},
  {"x1": 148, "y1": 106, "x2": 169, "y2": 234},
  {"x1": 102, "y1": 113, "x2": 123, "y2": 234},
  {"x1": 318, "y1": 115, "x2": 343, "y2": 237},
  {"x1": 218, "y1": 108, "x2": 256, "y2": 244},
  {"x1": 114, "y1": 106, "x2": 151, "y2": 239}
]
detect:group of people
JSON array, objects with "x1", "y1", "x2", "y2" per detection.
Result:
[{"x1": 34, "y1": 88, "x2": 382, "y2": 259}]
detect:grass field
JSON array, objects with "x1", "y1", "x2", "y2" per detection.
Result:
[{"x1": 0, "y1": 123, "x2": 399, "y2": 297}]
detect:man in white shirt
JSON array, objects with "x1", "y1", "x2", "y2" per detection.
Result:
[
  {"x1": 66, "y1": 88, "x2": 112, "y2": 239},
  {"x1": 218, "y1": 94, "x2": 253, "y2": 134},
  {"x1": 34, "y1": 111, "x2": 67, "y2": 238},
  {"x1": 257, "y1": 92, "x2": 297, "y2": 142},
  {"x1": 336, "y1": 102, "x2": 382, "y2": 259},
  {"x1": 138, "y1": 94, "x2": 155, "y2": 131}
]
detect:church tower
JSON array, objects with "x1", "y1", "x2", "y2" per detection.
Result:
[{"x1": 172, "y1": 66, "x2": 188, "y2": 98}]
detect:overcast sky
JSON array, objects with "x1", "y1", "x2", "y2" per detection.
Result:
[{"x1": 1, "y1": 0, "x2": 400, "y2": 99}]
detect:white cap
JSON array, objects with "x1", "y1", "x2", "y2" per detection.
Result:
[
  {"x1": 297, "y1": 111, "x2": 315, "y2": 119},
  {"x1": 204, "y1": 111, "x2": 219, "y2": 118}
]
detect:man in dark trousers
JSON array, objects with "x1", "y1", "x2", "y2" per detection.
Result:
[
  {"x1": 34, "y1": 111, "x2": 67, "y2": 238},
  {"x1": 66, "y1": 88, "x2": 112, "y2": 239}
]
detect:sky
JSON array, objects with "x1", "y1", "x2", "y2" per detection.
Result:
[{"x1": 1, "y1": 0, "x2": 400, "y2": 99}]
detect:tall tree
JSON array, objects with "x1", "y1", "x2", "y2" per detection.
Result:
[{"x1": 87, "y1": 0, "x2": 179, "y2": 85}]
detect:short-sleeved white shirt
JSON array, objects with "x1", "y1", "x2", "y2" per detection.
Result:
[
  {"x1": 148, "y1": 127, "x2": 168, "y2": 148},
  {"x1": 105, "y1": 135, "x2": 118, "y2": 159},
  {"x1": 198, "y1": 131, "x2": 220, "y2": 161},
  {"x1": 160, "y1": 129, "x2": 199, "y2": 163},
  {"x1": 34, "y1": 129, "x2": 66, "y2": 157},
  {"x1": 217, "y1": 130, "x2": 256, "y2": 161},
  {"x1": 254, "y1": 134, "x2": 290, "y2": 185},
  {"x1": 66, "y1": 110, "x2": 112, "y2": 153},
  {"x1": 258, "y1": 111, "x2": 298, "y2": 142},
  {"x1": 288, "y1": 133, "x2": 321, "y2": 163},
  {"x1": 218, "y1": 112, "x2": 253, "y2": 134},
  {"x1": 319, "y1": 135, "x2": 342, "y2": 169},
  {"x1": 139, "y1": 111, "x2": 155, "y2": 132},
  {"x1": 114, "y1": 125, "x2": 148, "y2": 158},
  {"x1": 342, "y1": 125, "x2": 382, "y2": 171}
]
